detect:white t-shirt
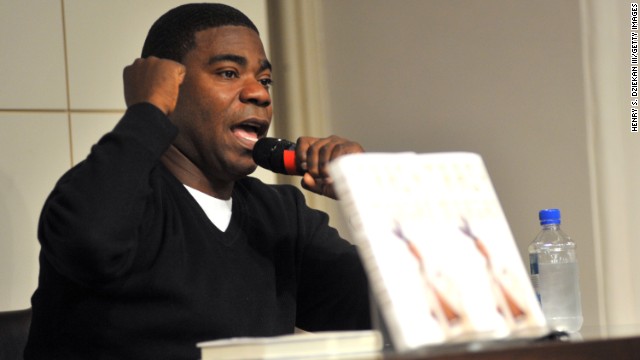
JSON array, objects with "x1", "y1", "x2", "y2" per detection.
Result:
[{"x1": 183, "y1": 185, "x2": 232, "y2": 232}]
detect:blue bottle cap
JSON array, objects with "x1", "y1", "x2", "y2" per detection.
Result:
[{"x1": 539, "y1": 208, "x2": 561, "y2": 225}]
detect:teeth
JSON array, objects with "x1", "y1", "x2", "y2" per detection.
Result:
[{"x1": 243, "y1": 136, "x2": 258, "y2": 142}]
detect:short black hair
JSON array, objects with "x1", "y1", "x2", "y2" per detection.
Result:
[{"x1": 141, "y1": 3, "x2": 259, "y2": 62}]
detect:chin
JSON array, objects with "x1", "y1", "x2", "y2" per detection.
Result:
[
  {"x1": 248, "y1": 164, "x2": 259, "y2": 174},
  {"x1": 232, "y1": 164, "x2": 259, "y2": 179}
]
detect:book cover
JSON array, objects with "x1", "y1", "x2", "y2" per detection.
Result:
[{"x1": 328, "y1": 152, "x2": 547, "y2": 352}]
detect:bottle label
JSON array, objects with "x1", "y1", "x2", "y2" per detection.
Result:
[
  {"x1": 529, "y1": 253, "x2": 541, "y2": 304},
  {"x1": 529, "y1": 253, "x2": 539, "y2": 275}
]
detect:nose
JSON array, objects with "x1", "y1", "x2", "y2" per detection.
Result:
[{"x1": 240, "y1": 79, "x2": 271, "y2": 107}]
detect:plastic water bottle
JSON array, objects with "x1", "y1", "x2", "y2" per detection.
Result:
[{"x1": 528, "y1": 208, "x2": 583, "y2": 333}]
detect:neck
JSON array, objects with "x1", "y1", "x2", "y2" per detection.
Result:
[{"x1": 161, "y1": 144, "x2": 233, "y2": 199}]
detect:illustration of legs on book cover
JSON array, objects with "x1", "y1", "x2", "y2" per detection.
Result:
[{"x1": 367, "y1": 201, "x2": 547, "y2": 350}]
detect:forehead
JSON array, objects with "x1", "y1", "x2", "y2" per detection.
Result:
[{"x1": 190, "y1": 25, "x2": 267, "y2": 59}]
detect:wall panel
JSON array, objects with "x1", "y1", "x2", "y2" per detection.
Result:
[
  {"x1": 0, "y1": 1, "x2": 67, "y2": 109},
  {"x1": 0, "y1": 113, "x2": 70, "y2": 309}
]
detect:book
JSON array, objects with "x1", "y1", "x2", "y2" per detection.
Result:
[
  {"x1": 328, "y1": 152, "x2": 548, "y2": 352},
  {"x1": 196, "y1": 330, "x2": 383, "y2": 360}
]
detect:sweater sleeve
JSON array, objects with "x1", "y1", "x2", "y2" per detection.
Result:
[
  {"x1": 291, "y1": 189, "x2": 372, "y2": 331},
  {"x1": 38, "y1": 103, "x2": 178, "y2": 286}
]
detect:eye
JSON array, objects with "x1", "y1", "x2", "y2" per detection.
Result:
[
  {"x1": 219, "y1": 70, "x2": 239, "y2": 79},
  {"x1": 260, "y1": 78, "x2": 273, "y2": 89}
]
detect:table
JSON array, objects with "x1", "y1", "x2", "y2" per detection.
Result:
[{"x1": 384, "y1": 325, "x2": 640, "y2": 360}]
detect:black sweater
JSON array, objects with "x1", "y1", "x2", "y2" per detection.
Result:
[{"x1": 25, "y1": 103, "x2": 370, "y2": 359}]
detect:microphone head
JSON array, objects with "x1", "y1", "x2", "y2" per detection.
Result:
[{"x1": 252, "y1": 137, "x2": 299, "y2": 175}]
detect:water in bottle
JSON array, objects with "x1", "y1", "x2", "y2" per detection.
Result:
[{"x1": 528, "y1": 208, "x2": 583, "y2": 333}]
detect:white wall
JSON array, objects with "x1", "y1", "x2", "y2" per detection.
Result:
[
  {"x1": 581, "y1": 0, "x2": 640, "y2": 326},
  {"x1": 0, "y1": 0, "x2": 271, "y2": 311},
  {"x1": 319, "y1": 0, "x2": 600, "y2": 327}
]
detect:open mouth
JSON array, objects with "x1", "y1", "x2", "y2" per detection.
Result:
[{"x1": 231, "y1": 120, "x2": 268, "y2": 147}]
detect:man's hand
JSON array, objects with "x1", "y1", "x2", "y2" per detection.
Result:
[
  {"x1": 295, "y1": 135, "x2": 364, "y2": 199},
  {"x1": 123, "y1": 56, "x2": 186, "y2": 115}
]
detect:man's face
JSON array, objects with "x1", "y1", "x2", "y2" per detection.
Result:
[{"x1": 169, "y1": 25, "x2": 272, "y2": 184}]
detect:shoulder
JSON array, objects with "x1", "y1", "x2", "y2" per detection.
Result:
[
  {"x1": 234, "y1": 177, "x2": 321, "y2": 221},
  {"x1": 236, "y1": 177, "x2": 305, "y2": 202}
]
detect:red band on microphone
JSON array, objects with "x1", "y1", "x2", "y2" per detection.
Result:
[{"x1": 283, "y1": 150, "x2": 297, "y2": 175}]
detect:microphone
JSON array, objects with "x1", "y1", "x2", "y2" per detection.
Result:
[{"x1": 252, "y1": 137, "x2": 304, "y2": 175}]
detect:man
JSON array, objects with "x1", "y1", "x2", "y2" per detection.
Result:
[{"x1": 25, "y1": 3, "x2": 370, "y2": 359}]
